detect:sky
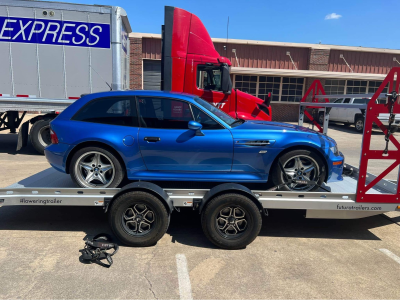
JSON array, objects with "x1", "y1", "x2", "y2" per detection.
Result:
[{"x1": 54, "y1": 0, "x2": 399, "y2": 49}]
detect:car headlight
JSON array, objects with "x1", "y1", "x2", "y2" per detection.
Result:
[{"x1": 330, "y1": 144, "x2": 339, "y2": 156}]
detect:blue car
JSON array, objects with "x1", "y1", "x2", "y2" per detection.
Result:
[{"x1": 45, "y1": 90, "x2": 344, "y2": 191}]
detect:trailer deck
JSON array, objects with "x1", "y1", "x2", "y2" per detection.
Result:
[{"x1": 1, "y1": 165, "x2": 398, "y2": 220}]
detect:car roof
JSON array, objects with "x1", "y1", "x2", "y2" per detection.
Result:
[{"x1": 82, "y1": 90, "x2": 198, "y2": 102}]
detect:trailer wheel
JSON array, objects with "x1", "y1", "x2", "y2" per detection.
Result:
[
  {"x1": 201, "y1": 193, "x2": 262, "y2": 250},
  {"x1": 29, "y1": 119, "x2": 51, "y2": 154},
  {"x1": 109, "y1": 191, "x2": 170, "y2": 247}
]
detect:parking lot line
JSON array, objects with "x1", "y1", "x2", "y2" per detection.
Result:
[
  {"x1": 176, "y1": 254, "x2": 193, "y2": 300},
  {"x1": 379, "y1": 249, "x2": 400, "y2": 265}
]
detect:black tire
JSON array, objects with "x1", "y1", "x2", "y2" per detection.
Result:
[
  {"x1": 109, "y1": 191, "x2": 170, "y2": 247},
  {"x1": 270, "y1": 149, "x2": 326, "y2": 192},
  {"x1": 201, "y1": 193, "x2": 262, "y2": 250},
  {"x1": 29, "y1": 119, "x2": 52, "y2": 155},
  {"x1": 318, "y1": 112, "x2": 325, "y2": 125},
  {"x1": 69, "y1": 146, "x2": 124, "y2": 188},
  {"x1": 354, "y1": 117, "x2": 364, "y2": 133}
]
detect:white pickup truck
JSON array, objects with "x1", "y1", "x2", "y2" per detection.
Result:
[{"x1": 318, "y1": 98, "x2": 400, "y2": 133}]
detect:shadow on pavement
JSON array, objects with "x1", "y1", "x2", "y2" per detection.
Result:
[
  {"x1": 0, "y1": 133, "x2": 40, "y2": 156},
  {"x1": 0, "y1": 205, "x2": 392, "y2": 250}
]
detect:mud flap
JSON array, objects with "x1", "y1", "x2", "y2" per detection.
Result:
[{"x1": 16, "y1": 120, "x2": 29, "y2": 151}]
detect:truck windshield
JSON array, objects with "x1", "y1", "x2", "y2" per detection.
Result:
[
  {"x1": 197, "y1": 65, "x2": 222, "y2": 91},
  {"x1": 194, "y1": 97, "x2": 237, "y2": 126}
]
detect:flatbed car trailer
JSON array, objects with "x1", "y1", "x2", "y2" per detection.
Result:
[{"x1": 0, "y1": 68, "x2": 399, "y2": 249}]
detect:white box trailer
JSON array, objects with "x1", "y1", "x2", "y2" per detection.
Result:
[{"x1": 0, "y1": 0, "x2": 131, "y2": 154}]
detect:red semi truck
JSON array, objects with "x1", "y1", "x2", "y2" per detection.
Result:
[{"x1": 161, "y1": 6, "x2": 272, "y2": 121}]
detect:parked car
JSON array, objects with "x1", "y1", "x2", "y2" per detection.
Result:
[
  {"x1": 45, "y1": 91, "x2": 344, "y2": 191},
  {"x1": 318, "y1": 98, "x2": 400, "y2": 133}
]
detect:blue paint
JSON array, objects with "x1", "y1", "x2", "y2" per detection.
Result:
[
  {"x1": 0, "y1": 16, "x2": 110, "y2": 48},
  {"x1": 45, "y1": 90, "x2": 344, "y2": 184}
]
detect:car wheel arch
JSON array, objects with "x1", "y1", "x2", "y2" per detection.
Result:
[
  {"x1": 65, "y1": 141, "x2": 127, "y2": 175},
  {"x1": 269, "y1": 145, "x2": 329, "y2": 183}
]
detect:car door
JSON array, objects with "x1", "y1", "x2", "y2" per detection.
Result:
[
  {"x1": 137, "y1": 96, "x2": 233, "y2": 172},
  {"x1": 330, "y1": 98, "x2": 343, "y2": 121}
]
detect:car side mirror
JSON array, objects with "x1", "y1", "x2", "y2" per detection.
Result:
[
  {"x1": 188, "y1": 121, "x2": 204, "y2": 136},
  {"x1": 220, "y1": 64, "x2": 232, "y2": 94}
]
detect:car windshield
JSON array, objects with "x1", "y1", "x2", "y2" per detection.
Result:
[{"x1": 194, "y1": 97, "x2": 238, "y2": 126}]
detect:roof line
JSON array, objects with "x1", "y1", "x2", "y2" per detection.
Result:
[
  {"x1": 129, "y1": 32, "x2": 400, "y2": 54},
  {"x1": 231, "y1": 67, "x2": 389, "y2": 80}
]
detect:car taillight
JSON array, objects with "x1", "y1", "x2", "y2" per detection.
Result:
[{"x1": 50, "y1": 129, "x2": 59, "y2": 144}]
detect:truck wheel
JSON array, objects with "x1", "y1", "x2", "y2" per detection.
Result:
[
  {"x1": 201, "y1": 193, "x2": 262, "y2": 250},
  {"x1": 270, "y1": 149, "x2": 326, "y2": 192},
  {"x1": 29, "y1": 119, "x2": 51, "y2": 154},
  {"x1": 354, "y1": 117, "x2": 364, "y2": 133},
  {"x1": 109, "y1": 191, "x2": 170, "y2": 247},
  {"x1": 70, "y1": 146, "x2": 124, "y2": 188},
  {"x1": 318, "y1": 112, "x2": 325, "y2": 125}
]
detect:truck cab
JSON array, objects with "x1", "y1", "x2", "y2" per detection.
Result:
[{"x1": 162, "y1": 6, "x2": 272, "y2": 121}]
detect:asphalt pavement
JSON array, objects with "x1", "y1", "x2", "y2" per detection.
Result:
[{"x1": 0, "y1": 119, "x2": 400, "y2": 299}]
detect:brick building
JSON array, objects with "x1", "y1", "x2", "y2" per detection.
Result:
[{"x1": 130, "y1": 32, "x2": 400, "y2": 121}]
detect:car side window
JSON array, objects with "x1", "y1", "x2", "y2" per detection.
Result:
[
  {"x1": 334, "y1": 99, "x2": 344, "y2": 103},
  {"x1": 190, "y1": 105, "x2": 224, "y2": 130},
  {"x1": 137, "y1": 97, "x2": 193, "y2": 129},
  {"x1": 72, "y1": 97, "x2": 138, "y2": 127},
  {"x1": 343, "y1": 98, "x2": 351, "y2": 103}
]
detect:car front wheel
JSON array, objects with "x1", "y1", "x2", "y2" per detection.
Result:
[
  {"x1": 70, "y1": 146, "x2": 124, "y2": 188},
  {"x1": 270, "y1": 149, "x2": 326, "y2": 192}
]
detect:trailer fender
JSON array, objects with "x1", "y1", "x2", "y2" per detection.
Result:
[
  {"x1": 199, "y1": 183, "x2": 263, "y2": 213},
  {"x1": 110, "y1": 181, "x2": 173, "y2": 214}
]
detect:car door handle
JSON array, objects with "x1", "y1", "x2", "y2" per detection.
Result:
[{"x1": 144, "y1": 137, "x2": 161, "y2": 142}]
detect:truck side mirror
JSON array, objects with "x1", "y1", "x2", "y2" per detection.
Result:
[
  {"x1": 221, "y1": 64, "x2": 232, "y2": 94},
  {"x1": 264, "y1": 92, "x2": 272, "y2": 106}
]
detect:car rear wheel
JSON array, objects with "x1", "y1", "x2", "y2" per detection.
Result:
[
  {"x1": 270, "y1": 149, "x2": 326, "y2": 192},
  {"x1": 70, "y1": 146, "x2": 124, "y2": 188}
]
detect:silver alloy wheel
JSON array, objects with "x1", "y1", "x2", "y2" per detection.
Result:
[
  {"x1": 216, "y1": 206, "x2": 248, "y2": 236},
  {"x1": 356, "y1": 119, "x2": 364, "y2": 131},
  {"x1": 122, "y1": 204, "x2": 155, "y2": 236},
  {"x1": 281, "y1": 155, "x2": 320, "y2": 191},
  {"x1": 38, "y1": 125, "x2": 51, "y2": 147},
  {"x1": 74, "y1": 151, "x2": 115, "y2": 188}
]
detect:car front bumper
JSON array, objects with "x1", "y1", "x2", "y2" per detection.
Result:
[{"x1": 327, "y1": 151, "x2": 344, "y2": 183}]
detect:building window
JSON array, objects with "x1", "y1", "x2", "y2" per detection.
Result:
[
  {"x1": 325, "y1": 79, "x2": 345, "y2": 95},
  {"x1": 258, "y1": 76, "x2": 280, "y2": 101},
  {"x1": 234, "y1": 75, "x2": 257, "y2": 96},
  {"x1": 368, "y1": 81, "x2": 388, "y2": 94},
  {"x1": 281, "y1": 77, "x2": 304, "y2": 102},
  {"x1": 346, "y1": 80, "x2": 367, "y2": 94}
]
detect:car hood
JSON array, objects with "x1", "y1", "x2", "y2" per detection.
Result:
[{"x1": 233, "y1": 120, "x2": 320, "y2": 134}]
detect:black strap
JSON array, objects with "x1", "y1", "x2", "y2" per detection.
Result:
[{"x1": 79, "y1": 234, "x2": 119, "y2": 268}]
